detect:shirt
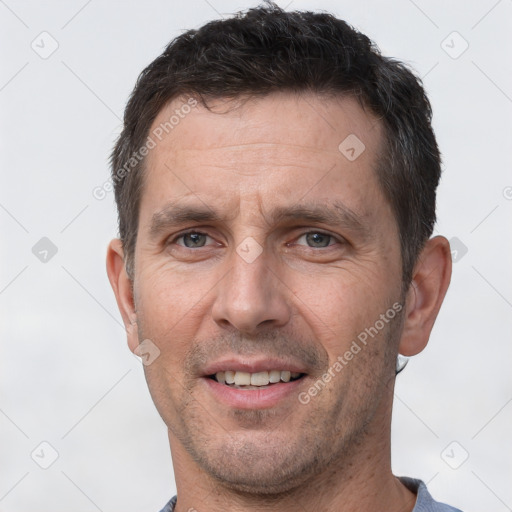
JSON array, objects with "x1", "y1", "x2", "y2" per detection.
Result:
[{"x1": 158, "y1": 477, "x2": 463, "y2": 511}]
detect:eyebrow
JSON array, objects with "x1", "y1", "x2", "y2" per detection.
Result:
[
  {"x1": 148, "y1": 200, "x2": 370, "y2": 240},
  {"x1": 149, "y1": 202, "x2": 222, "y2": 239},
  {"x1": 267, "y1": 202, "x2": 368, "y2": 232}
]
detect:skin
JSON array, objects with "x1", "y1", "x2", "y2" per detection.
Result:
[{"x1": 107, "y1": 92, "x2": 452, "y2": 512}]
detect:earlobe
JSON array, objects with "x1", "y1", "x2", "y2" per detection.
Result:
[
  {"x1": 106, "y1": 239, "x2": 139, "y2": 353},
  {"x1": 398, "y1": 236, "x2": 452, "y2": 357}
]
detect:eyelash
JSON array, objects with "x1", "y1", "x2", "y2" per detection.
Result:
[
  {"x1": 170, "y1": 230, "x2": 215, "y2": 248},
  {"x1": 169, "y1": 229, "x2": 342, "y2": 249},
  {"x1": 294, "y1": 232, "x2": 339, "y2": 248}
]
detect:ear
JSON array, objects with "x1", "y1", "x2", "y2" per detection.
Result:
[
  {"x1": 399, "y1": 235, "x2": 452, "y2": 356},
  {"x1": 106, "y1": 239, "x2": 139, "y2": 353}
]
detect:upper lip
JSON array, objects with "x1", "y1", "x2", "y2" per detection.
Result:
[{"x1": 201, "y1": 357, "x2": 309, "y2": 376}]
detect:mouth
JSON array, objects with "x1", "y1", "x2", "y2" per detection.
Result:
[
  {"x1": 200, "y1": 358, "x2": 310, "y2": 409},
  {"x1": 207, "y1": 370, "x2": 306, "y2": 389}
]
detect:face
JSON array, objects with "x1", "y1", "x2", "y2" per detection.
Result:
[{"x1": 130, "y1": 93, "x2": 405, "y2": 493}]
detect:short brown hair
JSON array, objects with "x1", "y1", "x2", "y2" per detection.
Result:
[{"x1": 111, "y1": 2, "x2": 441, "y2": 285}]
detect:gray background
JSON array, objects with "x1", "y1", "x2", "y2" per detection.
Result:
[{"x1": 1, "y1": 0, "x2": 511, "y2": 510}]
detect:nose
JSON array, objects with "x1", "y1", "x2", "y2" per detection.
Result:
[{"x1": 211, "y1": 246, "x2": 291, "y2": 334}]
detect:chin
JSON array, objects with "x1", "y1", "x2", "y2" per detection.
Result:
[
  {"x1": 200, "y1": 450, "x2": 318, "y2": 495},
  {"x1": 183, "y1": 427, "x2": 328, "y2": 495}
]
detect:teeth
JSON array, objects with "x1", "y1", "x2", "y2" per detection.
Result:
[
  {"x1": 269, "y1": 370, "x2": 281, "y2": 383},
  {"x1": 214, "y1": 370, "x2": 302, "y2": 386},
  {"x1": 234, "y1": 371, "x2": 251, "y2": 386},
  {"x1": 251, "y1": 371, "x2": 269, "y2": 386}
]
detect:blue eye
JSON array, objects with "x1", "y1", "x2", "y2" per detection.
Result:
[
  {"x1": 177, "y1": 232, "x2": 209, "y2": 248},
  {"x1": 297, "y1": 232, "x2": 335, "y2": 248}
]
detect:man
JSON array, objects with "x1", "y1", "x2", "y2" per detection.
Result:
[{"x1": 106, "y1": 3, "x2": 460, "y2": 511}]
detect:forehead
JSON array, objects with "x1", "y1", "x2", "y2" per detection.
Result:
[{"x1": 141, "y1": 92, "x2": 386, "y2": 221}]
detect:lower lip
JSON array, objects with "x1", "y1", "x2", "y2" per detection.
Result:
[{"x1": 202, "y1": 377, "x2": 305, "y2": 409}]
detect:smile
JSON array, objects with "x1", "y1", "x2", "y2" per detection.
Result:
[{"x1": 210, "y1": 370, "x2": 304, "y2": 388}]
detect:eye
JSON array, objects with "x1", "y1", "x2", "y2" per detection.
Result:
[
  {"x1": 174, "y1": 231, "x2": 212, "y2": 248},
  {"x1": 296, "y1": 232, "x2": 337, "y2": 248}
]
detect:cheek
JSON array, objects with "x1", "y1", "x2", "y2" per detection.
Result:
[
  {"x1": 290, "y1": 271, "x2": 398, "y2": 360},
  {"x1": 134, "y1": 269, "x2": 205, "y2": 417},
  {"x1": 137, "y1": 261, "x2": 207, "y2": 320},
  {"x1": 134, "y1": 265, "x2": 214, "y2": 370}
]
